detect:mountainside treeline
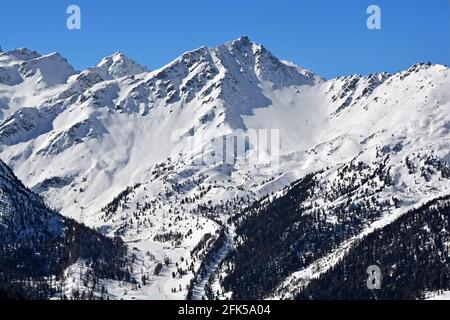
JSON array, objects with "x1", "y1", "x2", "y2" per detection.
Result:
[
  {"x1": 296, "y1": 195, "x2": 450, "y2": 300},
  {"x1": 0, "y1": 160, "x2": 134, "y2": 300},
  {"x1": 221, "y1": 155, "x2": 450, "y2": 299}
]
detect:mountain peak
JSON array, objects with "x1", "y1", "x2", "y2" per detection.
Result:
[
  {"x1": 407, "y1": 61, "x2": 434, "y2": 72},
  {"x1": 98, "y1": 51, "x2": 141, "y2": 67},
  {"x1": 223, "y1": 35, "x2": 260, "y2": 52},
  {"x1": 216, "y1": 36, "x2": 322, "y2": 89},
  {"x1": 105, "y1": 51, "x2": 131, "y2": 63},
  {"x1": 0, "y1": 48, "x2": 41, "y2": 62},
  {"x1": 92, "y1": 51, "x2": 149, "y2": 80},
  {"x1": 232, "y1": 35, "x2": 252, "y2": 45}
]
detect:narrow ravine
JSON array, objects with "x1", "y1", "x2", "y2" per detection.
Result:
[{"x1": 191, "y1": 231, "x2": 232, "y2": 300}]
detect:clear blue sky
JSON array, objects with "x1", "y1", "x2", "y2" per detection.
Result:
[{"x1": 0, "y1": 0, "x2": 449, "y2": 78}]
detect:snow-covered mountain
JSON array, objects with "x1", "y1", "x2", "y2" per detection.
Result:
[
  {"x1": 0, "y1": 159, "x2": 135, "y2": 300},
  {"x1": 0, "y1": 37, "x2": 449, "y2": 300}
]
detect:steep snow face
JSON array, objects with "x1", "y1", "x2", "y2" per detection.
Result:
[
  {"x1": 0, "y1": 49, "x2": 76, "y2": 119},
  {"x1": 322, "y1": 63, "x2": 450, "y2": 165},
  {"x1": 0, "y1": 49, "x2": 76, "y2": 88},
  {"x1": 218, "y1": 36, "x2": 320, "y2": 89},
  {"x1": 212, "y1": 36, "x2": 323, "y2": 129},
  {"x1": 17, "y1": 52, "x2": 76, "y2": 86},
  {"x1": 326, "y1": 72, "x2": 391, "y2": 116}
]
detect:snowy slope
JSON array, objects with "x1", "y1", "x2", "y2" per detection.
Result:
[
  {"x1": 426, "y1": 291, "x2": 450, "y2": 300},
  {"x1": 0, "y1": 48, "x2": 76, "y2": 119},
  {"x1": 0, "y1": 37, "x2": 449, "y2": 299}
]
